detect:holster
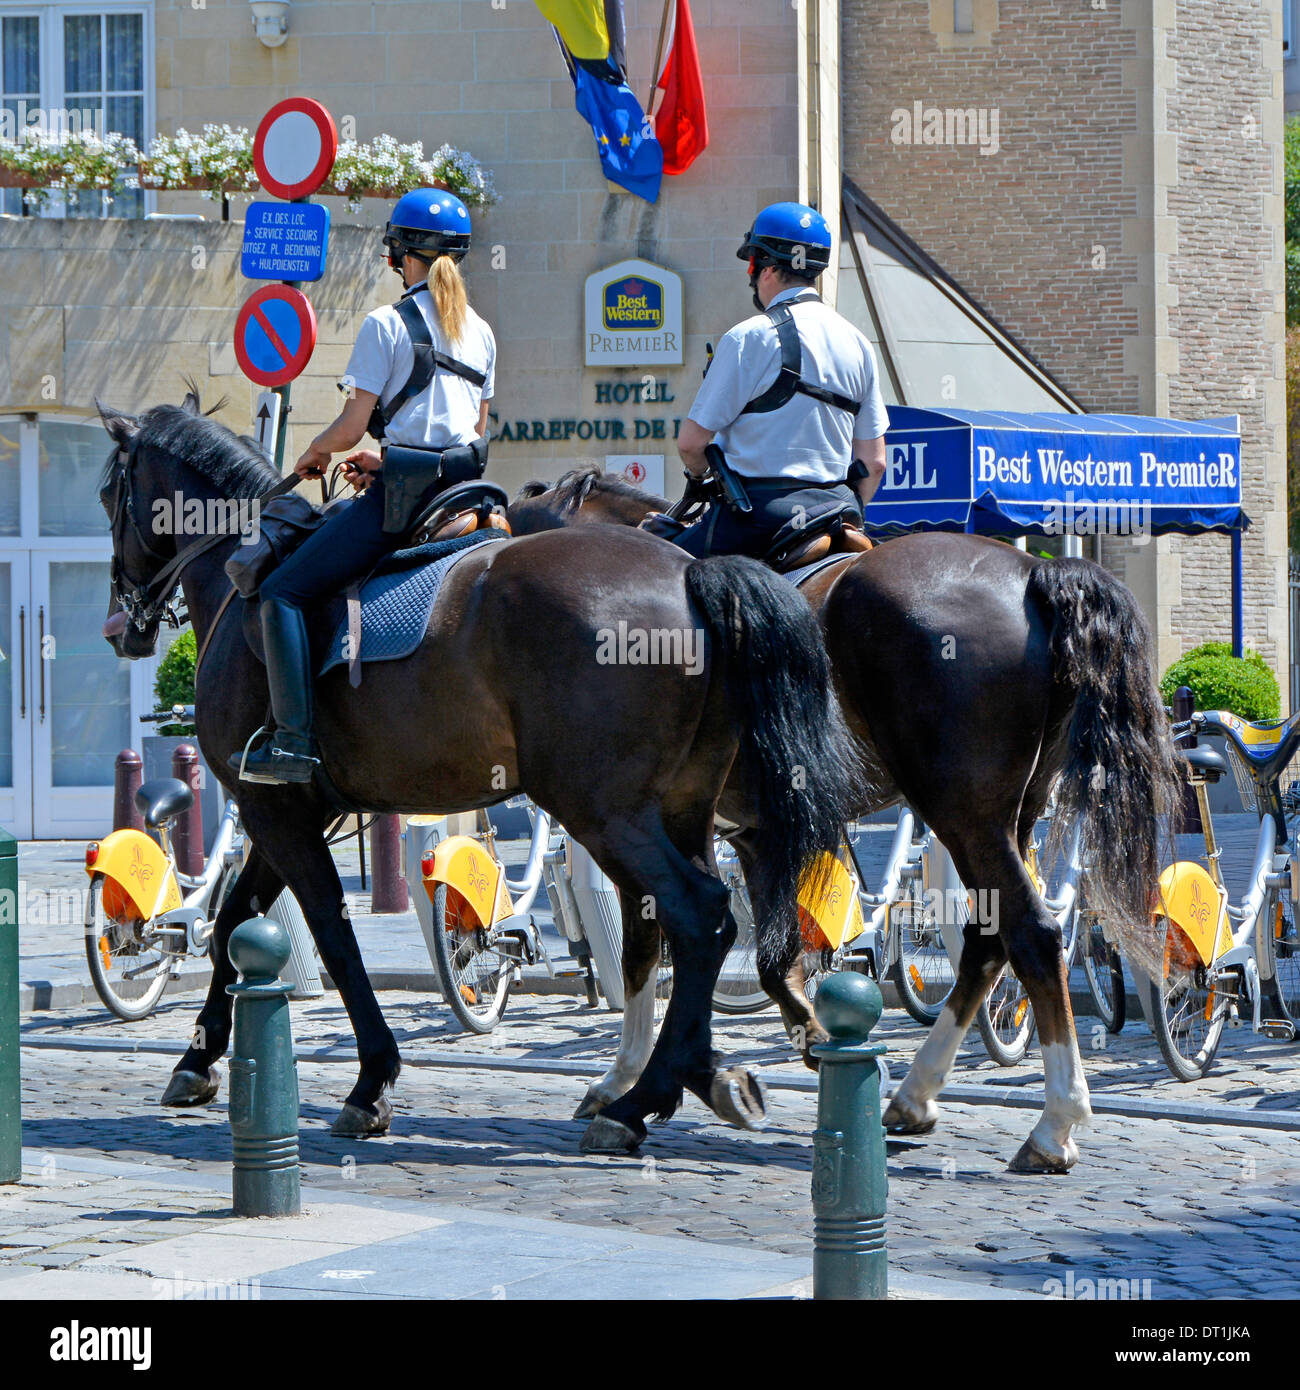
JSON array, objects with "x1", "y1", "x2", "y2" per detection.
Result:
[
  {"x1": 381, "y1": 436, "x2": 489, "y2": 534},
  {"x1": 704, "y1": 442, "x2": 753, "y2": 515}
]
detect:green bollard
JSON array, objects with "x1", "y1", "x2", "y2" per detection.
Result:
[
  {"x1": 811, "y1": 971, "x2": 888, "y2": 1299},
  {"x1": 227, "y1": 916, "x2": 300, "y2": 1216},
  {"x1": 0, "y1": 827, "x2": 18, "y2": 1183}
]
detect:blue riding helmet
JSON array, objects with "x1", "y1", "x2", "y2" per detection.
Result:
[
  {"x1": 737, "y1": 201, "x2": 833, "y2": 273},
  {"x1": 382, "y1": 188, "x2": 472, "y2": 266}
]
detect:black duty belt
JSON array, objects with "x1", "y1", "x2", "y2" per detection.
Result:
[{"x1": 741, "y1": 291, "x2": 862, "y2": 418}]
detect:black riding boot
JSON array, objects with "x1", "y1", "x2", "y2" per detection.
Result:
[{"x1": 230, "y1": 599, "x2": 320, "y2": 785}]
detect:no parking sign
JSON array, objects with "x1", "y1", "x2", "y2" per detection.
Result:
[{"x1": 233, "y1": 284, "x2": 318, "y2": 388}]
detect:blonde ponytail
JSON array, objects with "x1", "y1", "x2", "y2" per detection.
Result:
[{"x1": 431, "y1": 254, "x2": 469, "y2": 348}]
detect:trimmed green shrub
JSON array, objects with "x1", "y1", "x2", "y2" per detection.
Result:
[
  {"x1": 152, "y1": 630, "x2": 197, "y2": 735},
  {"x1": 1159, "y1": 641, "x2": 1280, "y2": 722}
]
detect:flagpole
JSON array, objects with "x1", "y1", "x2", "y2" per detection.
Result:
[{"x1": 647, "y1": 0, "x2": 673, "y2": 115}]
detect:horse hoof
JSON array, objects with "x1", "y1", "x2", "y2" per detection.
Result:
[
  {"x1": 161, "y1": 1068, "x2": 220, "y2": 1108},
  {"x1": 573, "y1": 1092, "x2": 605, "y2": 1121},
  {"x1": 1007, "y1": 1137, "x2": 1075, "y2": 1175},
  {"x1": 331, "y1": 1095, "x2": 393, "y2": 1138},
  {"x1": 579, "y1": 1115, "x2": 642, "y2": 1154},
  {"x1": 883, "y1": 1098, "x2": 938, "y2": 1135},
  {"x1": 709, "y1": 1067, "x2": 768, "y2": 1131}
]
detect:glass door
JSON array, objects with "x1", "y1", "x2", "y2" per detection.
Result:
[
  {"x1": 0, "y1": 550, "x2": 33, "y2": 839},
  {"x1": 0, "y1": 414, "x2": 154, "y2": 839},
  {"x1": 30, "y1": 551, "x2": 147, "y2": 838}
]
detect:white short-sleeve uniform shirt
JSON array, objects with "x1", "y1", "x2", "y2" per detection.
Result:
[
  {"x1": 343, "y1": 281, "x2": 496, "y2": 450},
  {"x1": 687, "y1": 287, "x2": 889, "y2": 483}
]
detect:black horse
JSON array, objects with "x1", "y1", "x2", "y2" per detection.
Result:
[
  {"x1": 510, "y1": 469, "x2": 1180, "y2": 1172},
  {"x1": 97, "y1": 395, "x2": 863, "y2": 1149}
]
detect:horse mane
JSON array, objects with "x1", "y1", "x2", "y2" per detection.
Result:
[
  {"x1": 100, "y1": 388, "x2": 280, "y2": 500},
  {"x1": 514, "y1": 465, "x2": 660, "y2": 514}
]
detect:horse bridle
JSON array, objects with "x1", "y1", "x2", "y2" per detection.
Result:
[
  {"x1": 105, "y1": 434, "x2": 297, "y2": 634},
  {"x1": 105, "y1": 436, "x2": 189, "y2": 633}
]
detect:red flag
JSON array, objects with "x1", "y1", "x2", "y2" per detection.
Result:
[{"x1": 654, "y1": 0, "x2": 708, "y2": 176}]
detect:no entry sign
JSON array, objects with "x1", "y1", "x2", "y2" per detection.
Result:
[
  {"x1": 253, "y1": 97, "x2": 338, "y2": 201},
  {"x1": 234, "y1": 284, "x2": 318, "y2": 388}
]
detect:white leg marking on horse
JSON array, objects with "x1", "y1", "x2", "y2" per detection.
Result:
[
  {"x1": 1026, "y1": 1039, "x2": 1092, "y2": 1164},
  {"x1": 885, "y1": 1005, "x2": 965, "y2": 1128},
  {"x1": 579, "y1": 970, "x2": 657, "y2": 1112}
]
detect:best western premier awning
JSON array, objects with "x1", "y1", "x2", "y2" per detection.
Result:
[{"x1": 869, "y1": 407, "x2": 1244, "y2": 537}]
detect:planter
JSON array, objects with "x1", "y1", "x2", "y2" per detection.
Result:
[
  {"x1": 141, "y1": 735, "x2": 220, "y2": 856},
  {"x1": 0, "y1": 166, "x2": 450, "y2": 199}
]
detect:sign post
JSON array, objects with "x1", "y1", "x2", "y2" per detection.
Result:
[
  {"x1": 253, "y1": 389, "x2": 282, "y2": 460},
  {"x1": 236, "y1": 97, "x2": 339, "y2": 469}
]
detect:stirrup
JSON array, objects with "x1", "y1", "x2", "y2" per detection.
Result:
[{"x1": 236, "y1": 725, "x2": 271, "y2": 782}]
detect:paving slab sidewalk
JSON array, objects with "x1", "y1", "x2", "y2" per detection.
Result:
[{"x1": 0, "y1": 1151, "x2": 1030, "y2": 1301}]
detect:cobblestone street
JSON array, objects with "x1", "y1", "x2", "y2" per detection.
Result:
[{"x1": 12, "y1": 989, "x2": 1300, "y2": 1299}]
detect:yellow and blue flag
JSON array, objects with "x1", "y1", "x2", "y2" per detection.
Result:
[{"x1": 538, "y1": 1, "x2": 663, "y2": 203}]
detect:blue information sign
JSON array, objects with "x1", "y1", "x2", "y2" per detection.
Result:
[{"x1": 240, "y1": 200, "x2": 330, "y2": 283}]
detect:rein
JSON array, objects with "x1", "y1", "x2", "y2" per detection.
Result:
[{"x1": 108, "y1": 436, "x2": 298, "y2": 633}]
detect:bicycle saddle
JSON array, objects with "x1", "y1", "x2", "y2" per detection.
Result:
[
  {"x1": 1176, "y1": 744, "x2": 1229, "y2": 782},
  {"x1": 135, "y1": 777, "x2": 194, "y2": 828}
]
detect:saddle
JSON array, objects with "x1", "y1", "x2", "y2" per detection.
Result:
[
  {"x1": 764, "y1": 511, "x2": 873, "y2": 574},
  {"x1": 239, "y1": 481, "x2": 512, "y2": 684}
]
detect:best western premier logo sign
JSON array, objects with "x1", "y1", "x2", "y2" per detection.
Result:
[
  {"x1": 604, "y1": 275, "x2": 663, "y2": 330},
  {"x1": 585, "y1": 258, "x2": 683, "y2": 365}
]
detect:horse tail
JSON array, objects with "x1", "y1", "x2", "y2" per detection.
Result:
[
  {"x1": 1028, "y1": 558, "x2": 1179, "y2": 958},
  {"x1": 686, "y1": 556, "x2": 864, "y2": 950}
]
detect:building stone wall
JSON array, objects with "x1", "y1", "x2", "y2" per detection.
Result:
[
  {"x1": 7, "y1": 0, "x2": 799, "y2": 499},
  {"x1": 0, "y1": 217, "x2": 388, "y2": 436},
  {"x1": 1162, "y1": 0, "x2": 1287, "y2": 680},
  {"x1": 840, "y1": 0, "x2": 1288, "y2": 700}
]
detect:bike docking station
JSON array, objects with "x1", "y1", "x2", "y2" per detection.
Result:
[
  {"x1": 226, "y1": 915, "x2": 301, "y2": 1217},
  {"x1": 811, "y1": 971, "x2": 888, "y2": 1300}
]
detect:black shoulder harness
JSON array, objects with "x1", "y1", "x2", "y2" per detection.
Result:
[
  {"x1": 740, "y1": 290, "x2": 861, "y2": 418},
  {"x1": 368, "y1": 293, "x2": 488, "y2": 441}
]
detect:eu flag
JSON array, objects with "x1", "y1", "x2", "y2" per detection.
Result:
[
  {"x1": 538, "y1": 1, "x2": 663, "y2": 203},
  {"x1": 572, "y1": 64, "x2": 663, "y2": 203}
]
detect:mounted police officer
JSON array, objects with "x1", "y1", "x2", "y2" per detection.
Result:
[
  {"x1": 232, "y1": 187, "x2": 496, "y2": 785},
  {"x1": 663, "y1": 201, "x2": 889, "y2": 561}
]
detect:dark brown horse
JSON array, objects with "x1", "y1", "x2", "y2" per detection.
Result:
[
  {"x1": 96, "y1": 397, "x2": 863, "y2": 1150},
  {"x1": 509, "y1": 469, "x2": 1180, "y2": 1172}
]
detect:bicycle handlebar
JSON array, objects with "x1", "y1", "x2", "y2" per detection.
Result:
[{"x1": 139, "y1": 704, "x2": 195, "y2": 724}]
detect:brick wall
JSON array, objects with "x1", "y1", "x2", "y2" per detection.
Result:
[
  {"x1": 841, "y1": 0, "x2": 1141, "y2": 411},
  {"x1": 840, "y1": 0, "x2": 1287, "y2": 699}
]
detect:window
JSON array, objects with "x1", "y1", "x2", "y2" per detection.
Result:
[
  {"x1": 1, "y1": 13, "x2": 40, "y2": 217},
  {"x1": 954, "y1": 0, "x2": 974, "y2": 34},
  {"x1": 1286, "y1": 0, "x2": 1294, "y2": 59},
  {"x1": 0, "y1": 3, "x2": 150, "y2": 217}
]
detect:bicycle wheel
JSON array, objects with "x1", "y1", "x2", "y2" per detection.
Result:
[
  {"x1": 977, "y1": 965, "x2": 1035, "y2": 1065},
  {"x1": 429, "y1": 883, "x2": 513, "y2": 1033},
  {"x1": 892, "y1": 898, "x2": 958, "y2": 1026},
  {"x1": 711, "y1": 852, "x2": 773, "y2": 1015},
  {"x1": 1265, "y1": 885, "x2": 1300, "y2": 1026},
  {"x1": 84, "y1": 874, "x2": 176, "y2": 1021},
  {"x1": 1079, "y1": 904, "x2": 1126, "y2": 1034},
  {"x1": 1142, "y1": 920, "x2": 1229, "y2": 1081}
]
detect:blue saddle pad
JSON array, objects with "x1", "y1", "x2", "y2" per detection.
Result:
[{"x1": 319, "y1": 530, "x2": 509, "y2": 676}]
